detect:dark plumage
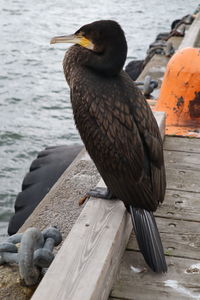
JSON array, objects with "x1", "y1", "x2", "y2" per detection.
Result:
[{"x1": 51, "y1": 20, "x2": 167, "y2": 272}]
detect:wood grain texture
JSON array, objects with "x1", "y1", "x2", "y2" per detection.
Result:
[
  {"x1": 155, "y1": 189, "x2": 200, "y2": 222},
  {"x1": 164, "y1": 136, "x2": 200, "y2": 153},
  {"x1": 127, "y1": 217, "x2": 200, "y2": 260},
  {"x1": 31, "y1": 112, "x2": 165, "y2": 300},
  {"x1": 110, "y1": 135, "x2": 200, "y2": 300},
  {"x1": 164, "y1": 150, "x2": 200, "y2": 171},
  {"x1": 164, "y1": 145, "x2": 200, "y2": 192},
  {"x1": 110, "y1": 251, "x2": 200, "y2": 300},
  {"x1": 31, "y1": 177, "x2": 132, "y2": 300},
  {"x1": 166, "y1": 167, "x2": 200, "y2": 193}
]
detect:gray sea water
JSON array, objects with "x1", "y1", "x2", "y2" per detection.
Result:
[{"x1": 0, "y1": 0, "x2": 198, "y2": 240}]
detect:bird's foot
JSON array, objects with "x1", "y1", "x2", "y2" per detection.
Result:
[
  {"x1": 79, "y1": 187, "x2": 116, "y2": 206},
  {"x1": 87, "y1": 187, "x2": 116, "y2": 199}
]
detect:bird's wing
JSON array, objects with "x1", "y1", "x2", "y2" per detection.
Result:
[
  {"x1": 87, "y1": 92, "x2": 160, "y2": 210},
  {"x1": 87, "y1": 87, "x2": 146, "y2": 183},
  {"x1": 75, "y1": 73, "x2": 165, "y2": 208},
  {"x1": 127, "y1": 84, "x2": 166, "y2": 203}
]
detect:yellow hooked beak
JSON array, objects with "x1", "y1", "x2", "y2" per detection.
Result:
[{"x1": 50, "y1": 33, "x2": 94, "y2": 50}]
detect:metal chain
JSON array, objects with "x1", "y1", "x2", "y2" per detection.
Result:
[
  {"x1": 0, "y1": 226, "x2": 62, "y2": 286},
  {"x1": 147, "y1": 41, "x2": 175, "y2": 58}
]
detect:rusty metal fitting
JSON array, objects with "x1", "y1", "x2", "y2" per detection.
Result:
[{"x1": 156, "y1": 47, "x2": 200, "y2": 137}]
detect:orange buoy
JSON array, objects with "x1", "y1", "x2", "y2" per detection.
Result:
[{"x1": 156, "y1": 47, "x2": 200, "y2": 133}]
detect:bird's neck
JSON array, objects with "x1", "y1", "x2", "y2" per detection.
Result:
[
  {"x1": 63, "y1": 43, "x2": 127, "y2": 82},
  {"x1": 85, "y1": 43, "x2": 127, "y2": 77}
]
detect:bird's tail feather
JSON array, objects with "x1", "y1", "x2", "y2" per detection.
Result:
[{"x1": 129, "y1": 205, "x2": 167, "y2": 273}]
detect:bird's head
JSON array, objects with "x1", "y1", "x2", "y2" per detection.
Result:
[{"x1": 51, "y1": 20, "x2": 128, "y2": 76}]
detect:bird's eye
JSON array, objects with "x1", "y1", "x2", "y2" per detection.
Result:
[
  {"x1": 75, "y1": 29, "x2": 85, "y2": 36},
  {"x1": 77, "y1": 31, "x2": 86, "y2": 37}
]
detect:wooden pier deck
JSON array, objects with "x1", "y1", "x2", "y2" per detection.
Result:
[{"x1": 109, "y1": 136, "x2": 200, "y2": 300}]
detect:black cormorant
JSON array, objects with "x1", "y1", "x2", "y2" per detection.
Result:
[{"x1": 51, "y1": 20, "x2": 167, "y2": 273}]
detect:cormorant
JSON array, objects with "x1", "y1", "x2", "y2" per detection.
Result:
[{"x1": 51, "y1": 20, "x2": 167, "y2": 273}]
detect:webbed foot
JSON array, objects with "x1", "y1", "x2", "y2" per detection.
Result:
[
  {"x1": 79, "y1": 187, "x2": 116, "y2": 206},
  {"x1": 87, "y1": 187, "x2": 116, "y2": 199}
]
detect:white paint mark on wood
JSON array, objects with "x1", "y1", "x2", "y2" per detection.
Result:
[{"x1": 164, "y1": 280, "x2": 200, "y2": 299}]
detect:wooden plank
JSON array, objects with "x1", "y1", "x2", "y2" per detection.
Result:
[
  {"x1": 166, "y1": 167, "x2": 200, "y2": 193},
  {"x1": 164, "y1": 144, "x2": 200, "y2": 192},
  {"x1": 30, "y1": 178, "x2": 132, "y2": 300},
  {"x1": 31, "y1": 112, "x2": 165, "y2": 300},
  {"x1": 179, "y1": 12, "x2": 200, "y2": 49},
  {"x1": 164, "y1": 136, "x2": 200, "y2": 153},
  {"x1": 127, "y1": 217, "x2": 200, "y2": 260},
  {"x1": 31, "y1": 188, "x2": 132, "y2": 300},
  {"x1": 155, "y1": 189, "x2": 200, "y2": 222},
  {"x1": 110, "y1": 138, "x2": 200, "y2": 299},
  {"x1": 111, "y1": 251, "x2": 200, "y2": 300},
  {"x1": 164, "y1": 150, "x2": 200, "y2": 171}
]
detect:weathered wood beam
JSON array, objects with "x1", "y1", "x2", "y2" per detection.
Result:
[
  {"x1": 179, "y1": 12, "x2": 200, "y2": 49},
  {"x1": 110, "y1": 251, "x2": 200, "y2": 300}
]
